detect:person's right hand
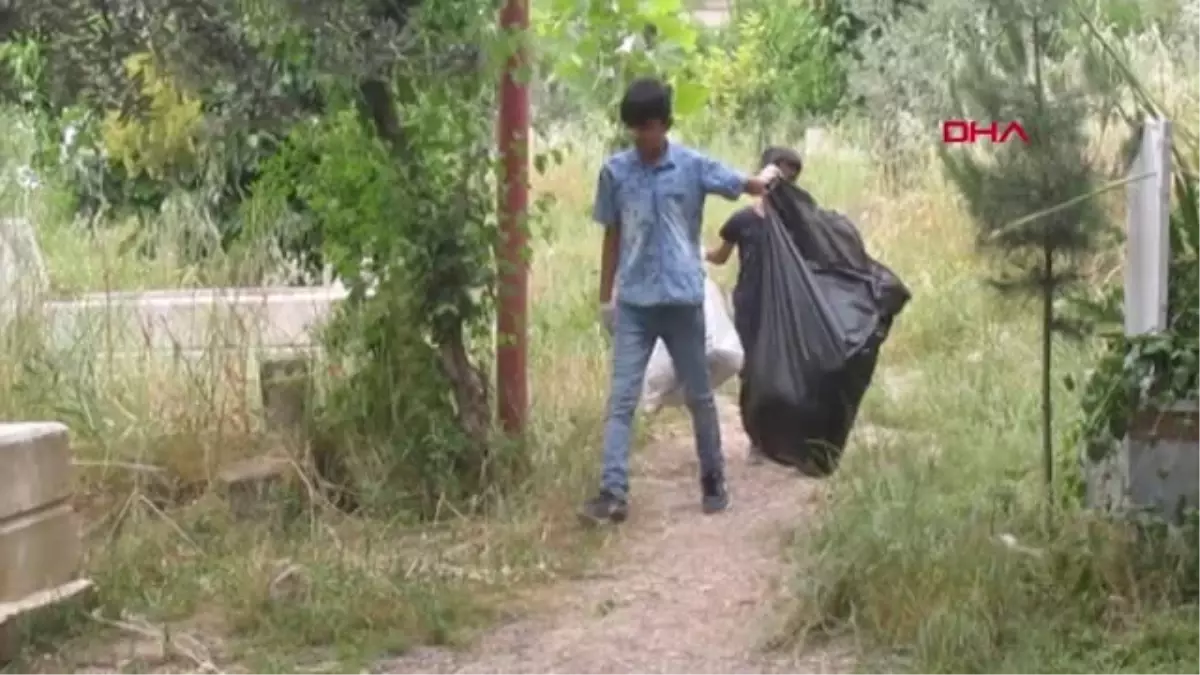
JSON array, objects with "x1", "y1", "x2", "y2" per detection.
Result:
[
  {"x1": 745, "y1": 164, "x2": 783, "y2": 195},
  {"x1": 599, "y1": 301, "x2": 616, "y2": 335},
  {"x1": 757, "y1": 163, "x2": 783, "y2": 185}
]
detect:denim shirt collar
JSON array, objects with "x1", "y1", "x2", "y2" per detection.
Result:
[{"x1": 638, "y1": 141, "x2": 678, "y2": 172}]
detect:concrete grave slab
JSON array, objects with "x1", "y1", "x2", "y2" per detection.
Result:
[
  {"x1": 40, "y1": 286, "x2": 348, "y2": 355},
  {"x1": 0, "y1": 422, "x2": 89, "y2": 663}
]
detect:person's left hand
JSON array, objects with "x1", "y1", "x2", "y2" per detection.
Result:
[{"x1": 598, "y1": 301, "x2": 616, "y2": 335}]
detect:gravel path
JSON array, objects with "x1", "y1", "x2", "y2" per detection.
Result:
[{"x1": 375, "y1": 397, "x2": 852, "y2": 674}]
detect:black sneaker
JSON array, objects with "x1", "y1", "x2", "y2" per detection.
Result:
[
  {"x1": 579, "y1": 490, "x2": 628, "y2": 525},
  {"x1": 700, "y1": 474, "x2": 730, "y2": 514}
]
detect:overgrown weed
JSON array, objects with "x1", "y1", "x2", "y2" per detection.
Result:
[
  {"x1": 0, "y1": 115, "x2": 875, "y2": 670},
  {"x1": 0, "y1": 110, "x2": 1011, "y2": 671},
  {"x1": 776, "y1": 125, "x2": 1199, "y2": 674},
  {"x1": 0, "y1": 123, "x2": 619, "y2": 671}
]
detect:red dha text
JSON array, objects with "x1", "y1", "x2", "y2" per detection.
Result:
[{"x1": 942, "y1": 120, "x2": 1030, "y2": 144}]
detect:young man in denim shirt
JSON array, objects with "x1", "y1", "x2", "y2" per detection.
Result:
[{"x1": 581, "y1": 78, "x2": 781, "y2": 524}]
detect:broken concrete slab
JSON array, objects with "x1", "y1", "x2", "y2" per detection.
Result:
[
  {"x1": 0, "y1": 578, "x2": 94, "y2": 663},
  {"x1": 0, "y1": 217, "x2": 49, "y2": 323},
  {"x1": 259, "y1": 355, "x2": 313, "y2": 437},
  {"x1": 1087, "y1": 401, "x2": 1200, "y2": 523},
  {"x1": 40, "y1": 286, "x2": 346, "y2": 355},
  {"x1": 216, "y1": 455, "x2": 295, "y2": 519},
  {"x1": 0, "y1": 422, "x2": 88, "y2": 664},
  {"x1": 0, "y1": 423, "x2": 73, "y2": 524},
  {"x1": 0, "y1": 501, "x2": 80, "y2": 603}
]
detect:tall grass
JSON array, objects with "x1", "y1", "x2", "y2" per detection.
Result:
[
  {"x1": 1, "y1": 21, "x2": 1195, "y2": 668},
  {"x1": 776, "y1": 29, "x2": 1200, "y2": 675},
  {"x1": 0, "y1": 110, "x2": 615, "y2": 671},
  {"x1": 0, "y1": 103, "x2": 874, "y2": 670}
]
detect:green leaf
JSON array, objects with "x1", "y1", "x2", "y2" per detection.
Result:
[
  {"x1": 654, "y1": 16, "x2": 698, "y2": 51},
  {"x1": 671, "y1": 80, "x2": 708, "y2": 117},
  {"x1": 646, "y1": 0, "x2": 684, "y2": 14}
]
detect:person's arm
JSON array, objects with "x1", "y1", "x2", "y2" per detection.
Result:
[
  {"x1": 706, "y1": 241, "x2": 734, "y2": 265},
  {"x1": 699, "y1": 155, "x2": 781, "y2": 199},
  {"x1": 707, "y1": 211, "x2": 742, "y2": 265},
  {"x1": 600, "y1": 227, "x2": 620, "y2": 303},
  {"x1": 593, "y1": 166, "x2": 620, "y2": 304}
]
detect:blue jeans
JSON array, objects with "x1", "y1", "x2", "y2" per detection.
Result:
[{"x1": 600, "y1": 301, "x2": 724, "y2": 500}]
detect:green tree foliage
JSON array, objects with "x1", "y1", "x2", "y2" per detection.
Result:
[
  {"x1": 698, "y1": 0, "x2": 845, "y2": 143},
  {"x1": 533, "y1": 0, "x2": 847, "y2": 147},
  {"x1": 1093, "y1": 0, "x2": 1189, "y2": 36},
  {"x1": 7, "y1": 1, "x2": 455, "y2": 241},
  {"x1": 939, "y1": 0, "x2": 1112, "y2": 498},
  {"x1": 837, "y1": 0, "x2": 983, "y2": 186},
  {"x1": 100, "y1": 53, "x2": 206, "y2": 182},
  {"x1": 241, "y1": 0, "x2": 503, "y2": 515},
  {"x1": 534, "y1": 0, "x2": 706, "y2": 147},
  {"x1": 248, "y1": 100, "x2": 498, "y2": 513},
  {"x1": 3, "y1": 0, "x2": 513, "y2": 514}
]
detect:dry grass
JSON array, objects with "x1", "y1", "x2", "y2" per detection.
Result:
[
  {"x1": 2, "y1": 32, "x2": 1197, "y2": 669},
  {"x1": 0, "y1": 114, "x2": 620, "y2": 671},
  {"x1": 770, "y1": 55, "x2": 1200, "y2": 675},
  {"x1": 0, "y1": 109, "x2": 855, "y2": 670}
]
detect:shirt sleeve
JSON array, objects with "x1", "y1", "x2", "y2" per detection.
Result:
[
  {"x1": 719, "y1": 211, "x2": 744, "y2": 244},
  {"x1": 698, "y1": 154, "x2": 747, "y2": 200},
  {"x1": 591, "y1": 165, "x2": 619, "y2": 229}
]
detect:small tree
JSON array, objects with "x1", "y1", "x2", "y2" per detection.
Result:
[
  {"x1": 939, "y1": 0, "x2": 1111, "y2": 501},
  {"x1": 534, "y1": 0, "x2": 706, "y2": 150}
]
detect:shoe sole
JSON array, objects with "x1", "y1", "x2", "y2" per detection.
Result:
[
  {"x1": 702, "y1": 495, "x2": 731, "y2": 514},
  {"x1": 577, "y1": 510, "x2": 627, "y2": 526}
]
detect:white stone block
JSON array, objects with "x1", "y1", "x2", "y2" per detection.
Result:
[{"x1": 0, "y1": 422, "x2": 81, "y2": 606}]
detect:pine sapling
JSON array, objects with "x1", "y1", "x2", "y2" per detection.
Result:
[{"x1": 939, "y1": 0, "x2": 1112, "y2": 503}]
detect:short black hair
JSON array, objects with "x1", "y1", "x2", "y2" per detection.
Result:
[
  {"x1": 619, "y1": 78, "x2": 672, "y2": 128},
  {"x1": 760, "y1": 146, "x2": 803, "y2": 181}
]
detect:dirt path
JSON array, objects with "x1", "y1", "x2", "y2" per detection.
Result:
[{"x1": 376, "y1": 397, "x2": 851, "y2": 674}]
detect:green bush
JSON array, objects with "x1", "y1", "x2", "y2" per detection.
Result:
[
  {"x1": 244, "y1": 82, "x2": 500, "y2": 517},
  {"x1": 695, "y1": 0, "x2": 845, "y2": 140}
]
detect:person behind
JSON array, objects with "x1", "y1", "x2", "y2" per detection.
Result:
[
  {"x1": 704, "y1": 146, "x2": 803, "y2": 464},
  {"x1": 582, "y1": 78, "x2": 782, "y2": 525}
]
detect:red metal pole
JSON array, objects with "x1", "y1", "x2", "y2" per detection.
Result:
[{"x1": 497, "y1": 0, "x2": 530, "y2": 436}]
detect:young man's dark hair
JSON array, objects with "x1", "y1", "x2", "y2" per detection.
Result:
[
  {"x1": 760, "y1": 146, "x2": 802, "y2": 180},
  {"x1": 705, "y1": 146, "x2": 804, "y2": 463},
  {"x1": 619, "y1": 77, "x2": 673, "y2": 129},
  {"x1": 582, "y1": 79, "x2": 782, "y2": 525}
]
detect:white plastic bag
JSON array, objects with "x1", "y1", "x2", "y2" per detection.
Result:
[{"x1": 642, "y1": 277, "x2": 744, "y2": 413}]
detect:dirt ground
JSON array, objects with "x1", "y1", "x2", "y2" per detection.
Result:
[
  {"x1": 14, "y1": 397, "x2": 851, "y2": 675},
  {"x1": 374, "y1": 397, "x2": 853, "y2": 674}
]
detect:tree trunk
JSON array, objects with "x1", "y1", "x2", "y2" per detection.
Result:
[
  {"x1": 1033, "y1": 16, "x2": 1052, "y2": 507},
  {"x1": 1041, "y1": 243, "x2": 1054, "y2": 501},
  {"x1": 356, "y1": 74, "x2": 492, "y2": 455},
  {"x1": 438, "y1": 330, "x2": 492, "y2": 463}
]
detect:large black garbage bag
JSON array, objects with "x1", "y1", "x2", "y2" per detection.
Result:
[{"x1": 742, "y1": 183, "x2": 911, "y2": 477}]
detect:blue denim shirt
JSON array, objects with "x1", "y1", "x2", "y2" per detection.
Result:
[{"x1": 592, "y1": 143, "x2": 747, "y2": 307}]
